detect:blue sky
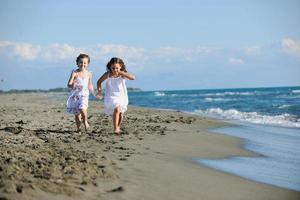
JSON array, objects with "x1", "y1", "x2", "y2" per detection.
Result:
[{"x1": 0, "y1": 0, "x2": 300, "y2": 91}]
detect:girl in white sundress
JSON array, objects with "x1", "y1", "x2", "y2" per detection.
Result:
[
  {"x1": 96, "y1": 57, "x2": 135, "y2": 134},
  {"x1": 66, "y1": 54, "x2": 94, "y2": 132}
]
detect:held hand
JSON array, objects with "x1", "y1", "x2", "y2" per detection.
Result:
[
  {"x1": 95, "y1": 94, "x2": 103, "y2": 100},
  {"x1": 95, "y1": 90, "x2": 103, "y2": 100}
]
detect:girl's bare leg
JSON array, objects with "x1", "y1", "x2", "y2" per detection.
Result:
[
  {"x1": 113, "y1": 106, "x2": 121, "y2": 134},
  {"x1": 80, "y1": 108, "x2": 89, "y2": 131},
  {"x1": 75, "y1": 114, "x2": 81, "y2": 132},
  {"x1": 118, "y1": 112, "x2": 123, "y2": 131}
]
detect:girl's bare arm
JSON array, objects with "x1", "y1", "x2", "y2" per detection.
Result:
[
  {"x1": 88, "y1": 72, "x2": 95, "y2": 95},
  {"x1": 119, "y1": 71, "x2": 135, "y2": 80},
  {"x1": 96, "y1": 72, "x2": 109, "y2": 92},
  {"x1": 67, "y1": 70, "x2": 77, "y2": 88}
]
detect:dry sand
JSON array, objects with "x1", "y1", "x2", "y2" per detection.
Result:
[{"x1": 0, "y1": 93, "x2": 299, "y2": 200}]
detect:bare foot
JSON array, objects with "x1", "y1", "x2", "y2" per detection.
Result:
[
  {"x1": 76, "y1": 120, "x2": 81, "y2": 131},
  {"x1": 84, "y1": 121, "x2": 90, "y2": 132},
  {"x1": 114, "y1": 127, "x2": 121, "y2": 135}
]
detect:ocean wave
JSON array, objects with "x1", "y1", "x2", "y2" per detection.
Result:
[
  {"x1": 278, "y1": 105, "x2": 291, "y2": 109},
  {"x1": 154, "y1": 91, "x2": 165, "y2": 96},
  {"x1": 203, "y1": 92, "x2": 255, "y2": 97},
  {"x1": 194, "y1": 108, "x2": 300, "y2": 128},
  {"x1": 292, "y1": 90, "x2": 300, "y2": 94},
  {"x1": 151, "y1": 90, "x2": 279, "y2": 98},
  {"x1": 204, "y1": 97, "x2": 236, "y2": 102},
  {"x1": 204, "y1": 90, "x2": 287, "y2": 97}
]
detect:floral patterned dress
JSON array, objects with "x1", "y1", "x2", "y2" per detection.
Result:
[{"x1": 66, "y1": 75, "x2": 89, "y2": 115}]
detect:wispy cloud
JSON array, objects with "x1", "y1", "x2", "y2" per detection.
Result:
[
  {"x1": 243, "y1": 46, "x2": 261, "y2": 55},
  {"x1": 228, "y1": 57, "x2": 244, "y2": 65},
  {"x1": 0, "y1": 40, "x2": 218, "y2": 66},
  {"x1": 42, "y1": 43, "x2": 83, "y2": 61},
  {"x1": 90, "y1": 44, "x2": 148, "y2": 66},
  {"x1": 0, "y1": 41, "x2": 41, "y2": 60},
  {"x1": 153, "y1": 46, "x2": 219, "y2": 62},
  {"x1": 1, "y1": 39, "x2": 298, "y2": 68},
  {"x1": 281, "y1": 38, "x2": 300, "y2": 57}
]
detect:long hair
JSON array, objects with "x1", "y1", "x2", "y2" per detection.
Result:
[{"x1": 106, "y1": 57, "x2": 127, "y2": 72}]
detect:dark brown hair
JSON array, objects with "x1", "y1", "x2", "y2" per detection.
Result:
[
  {"x1": 76, "y1": 53, "x2": 90, "y2": 64},
  {"x1": 106, "y1": 57, "x2": 127, "y2": 72}
]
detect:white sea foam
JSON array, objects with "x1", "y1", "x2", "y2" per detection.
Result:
[
  {"x1": 154, "y1": 91, "x2": 165, "y2": 96},
  {"x1": 292, "y1": 90, "x2": 300, "y2": 93},
  {"x1": 195, "y1": 108, "x2": 300, "y2": 128},
  {"x1": 278, "y1": 104, "x2": 291, "y2": 109},
  {"x1": 204, "y1": 97, "x2": 235, "y2": 102},
  {"x1": 204, "y1": 92, "x2": 255, "y2": 96}
]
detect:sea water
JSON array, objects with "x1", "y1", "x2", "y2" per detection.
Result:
[
  {"x1": 128, "y1": 86, "x2": 300, "y2": 128},
  {"x1": 198, "y1": 124, "x2": 300, "y2": 191},
  {"x1": 126, "y1": 86, "x2": 300, "y2": 191}
]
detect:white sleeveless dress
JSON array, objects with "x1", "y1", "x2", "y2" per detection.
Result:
[
  {"x1": 66, "y1": 75, "x2": 89, "y2": 115},
  {"x1": 104, "y1": 76, "x2": 128, "y2": 115}
]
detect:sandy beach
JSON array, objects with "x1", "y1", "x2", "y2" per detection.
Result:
[{"x1": 0, "y1": 93, "x2": 299, "y2": 200}]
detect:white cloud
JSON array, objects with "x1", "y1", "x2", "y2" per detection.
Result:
[
  {"x1": 243, "y1": 46, "x2": 261, "y2": 55},
  {"x1": 41, "y1": 43, "x2": 83, "y2": 61},
  {"x1": 153, "y1": 46, "x2": 218, "y2": 61},
  {"x1": 228, "y1": 57, "x2": 244, "y2": 65},
  {"x1": 90, "y1": 44, "x2": 148, "y2": 66},
  {"x1": 2, "y1": 39, "x2": 299, "y2": 67},
  {"x1": 0, "y1": 41, "x2": 41, "y2": 60},
  {"x1": 0, "y1": 40, "x2": 219, "y2": 66},
  {"x1": 281, "y1": 38, "x2": 300, "y2": 57},
  {"x1": 0, "y1": 41, "x2": 149, "y2": 65},
  {"x1": 96, "y1": 44, "x2": 146, "y2": 57}
]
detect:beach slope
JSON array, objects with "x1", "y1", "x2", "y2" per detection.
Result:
[{"x1": 0, "y1": 93, "x2": 299, "y2": 200}]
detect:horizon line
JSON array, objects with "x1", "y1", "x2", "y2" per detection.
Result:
[{"x1": 1, "y1": 85, "x2": 299, "y2": 93}]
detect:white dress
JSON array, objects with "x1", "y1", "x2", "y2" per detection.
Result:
[
  {"x1": 104, "y1": 76, "x2": 128, "y2": 115},
  {"x1": 66, "y1": 75, "x2": 89, "y2": 115}
]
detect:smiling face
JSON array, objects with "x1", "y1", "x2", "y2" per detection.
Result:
[
  {"x1": 77, "y1": 57, "x2": 89, "y2": 70},
  {"x1": 110, "y1": 63, "x2": 121, "y2": 76}
]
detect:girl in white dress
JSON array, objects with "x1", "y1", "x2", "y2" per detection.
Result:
[
  {"x1": 66, "y1": 54, "x2": 94, "y2": 132},
  {"x1": 96, "y1": 57, "x2": 135, "y2": 134}
]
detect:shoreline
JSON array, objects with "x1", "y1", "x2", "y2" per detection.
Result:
[
  {"x1": 0, "y1": 93, "x2": 299, "y2": 200},
  {"x1": 199, "y1": 124, "x2": 300, "y2": 192}
]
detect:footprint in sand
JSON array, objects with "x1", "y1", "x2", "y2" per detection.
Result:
[{"x1": 1, "y1": 126, "x2": 23, "y2": 134}]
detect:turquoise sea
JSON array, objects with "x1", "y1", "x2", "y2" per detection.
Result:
[
  {"x1": 127, "y1": 86, "x2": 300, "y2": 128},
  {"x1": 126, "y1": 86, "x2": 300, "y2": 191}
]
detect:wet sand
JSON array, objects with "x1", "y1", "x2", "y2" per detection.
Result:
[{"x1": 0, "y1": 93, "x2": 299, "y2": 200}]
